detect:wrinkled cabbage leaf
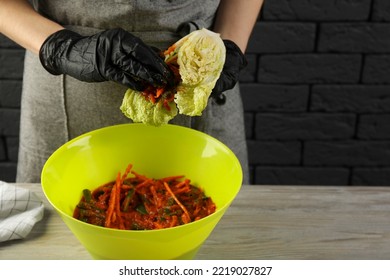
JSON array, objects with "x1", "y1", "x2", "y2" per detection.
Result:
[
  {"x1": 120, "y1": 28, "x2": 225, "y2": 126},
  {"x1": 120, "y1": 89, "x2": 178, "y2": 126}
]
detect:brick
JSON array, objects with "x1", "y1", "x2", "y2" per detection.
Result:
[
  {"x1": 304, "y1": 140, "x2": 390, "y2": 166},
  {"x1": 248, "y1": 165, "x2": 255, "y2": 184},
  {"x1": 0, "y1": 162, "x2": 17, "y2": 182},
  {"x1": 241, "y1": 84, "x2": 309, "y2": 112},
  {"x1": 5, "y1": 136, "x2": 19, "y2": 162},
  {"x1": 0, "y1": 80, "x2": 22, "y2": 108},
  {"x1": 362, "y1": 55, "x2": 390, "y2": 84},
  {"x1": 239, "y1": 54, "x2": 257, "y2": 82},
  {"x1": 318, "y1": 23, "x2": 390, "y2": 53},
  {"x1": 254, "y1": 113, "x2": 356, "y2": 140},
  {"x1": 254, "y1": 167, "x2": 350, "y2": 186},
  {"x1": 372, "y1": 0, "x2": 390, "y2": 22},
  {"x1": 0, "y1": 137, "x2": 5, "y2": 160},
  {"x1": 0, "y1": 108, "x2": 20, "y2": 136},
  {"x1": 311, "y1": 85, "x2": 390, "y2": 113},
  {"x1": 247, "y1": 140, "x2": 301, "y2": 165},
  {"x1": 261, "y1": 0, "x2": 370, "y2": 21},
  {"x1": 0, "y1": 49, "x2": 25, "y2": 79},
  {"x1": 244, "y1": 112, "x2": 254, "y2": 139},
  {"x1": 258, "y1": 54, "x2": 361, "y2": 84},
  {"x1": 352, "y1": 168, "x2": 390, "y2": 186},
  {"x1": 357, "y1": 114, "x2": 390, "y2": 139},
  {"x1": 247, "y1": 22, "x2": 315, "y2": 53}
]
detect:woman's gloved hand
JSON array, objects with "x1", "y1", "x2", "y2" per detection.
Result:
[
  {"x1": 211, "y1": 40, "x2": 248, "y2": 105},
  {"x1": 39, "y1": 28, "x2": 174, "y2": 91}
]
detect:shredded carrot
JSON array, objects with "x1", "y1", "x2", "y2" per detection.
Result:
[
  {"x1": 163, "y1": 181, "x2": 191, "y2": 224},
  {"x1": 149, "y1": 94, "x2": 156, "y2": 104},
  {"x1": 104, "y1": 172, "x2": 120, "y2": 228},
  {"x1": 121, "y1": 164, "x2": 132, "y2": 183},
  {"x1": 163, "y1": 43, "x2": 176, "y2": 56},
  {"x1": 161, "y1": 175, "x2": 185, "y2": 182},
  {"x1": 154, "y1": 87, "x2": 164, "y2": 99},
  {"x1": 73, "y1": 164, "x2": 216, "y2": 230}
]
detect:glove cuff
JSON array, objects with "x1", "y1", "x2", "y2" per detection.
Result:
[
  {"x1": 39, "y1": 29, "x2": 83, "y2": 75},
  {"x1": 222, "y1": 39, "x2": 248, "y2": 70}
]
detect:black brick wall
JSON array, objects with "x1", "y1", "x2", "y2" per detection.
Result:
[
  {"x1": 244, "y1": 0, "x2": 390, "y2": 186},
  {"x1": 1, "y1": 0, "x2": 390, "y2": 186},
  {"x1": 0, "y1": 34, "x2": 22, "y2": 182}
]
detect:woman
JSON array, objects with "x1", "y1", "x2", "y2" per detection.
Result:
[{"x1": 0, "y1": 0, "x2": 263, "y2": 183}]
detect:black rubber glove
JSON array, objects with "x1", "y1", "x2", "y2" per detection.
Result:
[
  {"x1": 211, "y1": 40, "x2": 248, "y2": 105},
  {"x1": 39, "y1": 28, "x2": 174, "y2": 91}
]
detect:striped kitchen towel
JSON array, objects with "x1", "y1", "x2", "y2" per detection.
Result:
[{"x1": 0, "y1": 181, "x2": 44, "y2": 242}]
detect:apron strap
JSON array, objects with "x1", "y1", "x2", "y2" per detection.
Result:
[{"x1": 176, "y1": 20, "x2": 205, "y2": 37}]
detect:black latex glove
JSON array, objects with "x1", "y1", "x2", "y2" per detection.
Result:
[
  {"x1": 39, "y1": 28, "x2": 174, "y2": 91},
  {"x1": 211, "y1": 40, "x2": 248, "y2": 105}
]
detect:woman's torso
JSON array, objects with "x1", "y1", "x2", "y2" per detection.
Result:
[
  {"x1": 31, "y1": 0, "x2": 220, "y2": 48},
  {"x1": 18, "y1": 0, "x2": 249, "y2": 183}
]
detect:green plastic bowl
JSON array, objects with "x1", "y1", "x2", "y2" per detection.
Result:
[{"x1": 41, "y1": 123, "x2": 242, "y2": 259}]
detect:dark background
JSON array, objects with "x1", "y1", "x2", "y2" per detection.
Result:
[{"x1": 1, "y1": 0, "x2": 390, "y2": 185}]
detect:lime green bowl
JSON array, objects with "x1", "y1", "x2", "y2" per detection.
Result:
[{"x1": 41, "y1": 123, "x2": 242, "y2": 260}]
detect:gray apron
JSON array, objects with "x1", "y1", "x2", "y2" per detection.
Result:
[{"x1": 17, "y1": 0, "x2": 249, "y2": 184}]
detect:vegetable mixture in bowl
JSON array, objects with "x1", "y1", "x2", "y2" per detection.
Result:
[{"x1": 73, "y1": 164, "x2": 216, "y2": 230}]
